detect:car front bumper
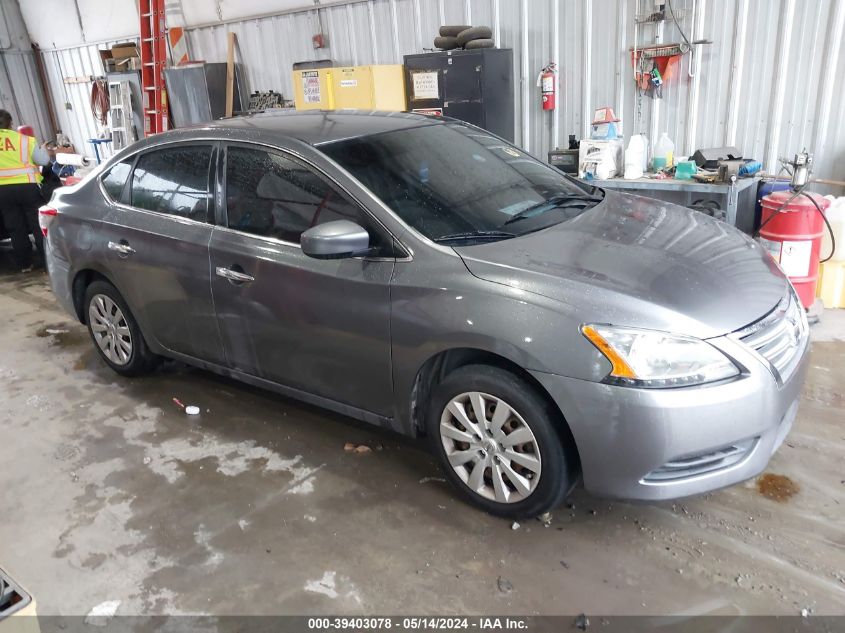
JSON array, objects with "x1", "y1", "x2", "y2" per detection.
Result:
[{"x1": 531, "y1": 333, "x2": 809, "y2": 501}]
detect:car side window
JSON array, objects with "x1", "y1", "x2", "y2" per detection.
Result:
[
  {"x1": 224, "y1": 145, "x2": 392, "y2": 255},
  {"x1": 101, "y1": 159, "x2": 133, "y2": 203},
  {"x1": 130, "y1": 146, "x2": 212, "y2": 221}
]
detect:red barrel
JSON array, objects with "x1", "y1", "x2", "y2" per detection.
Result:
[{"x1": 759, "y1": 190, "x2": 830, "y2": 308}]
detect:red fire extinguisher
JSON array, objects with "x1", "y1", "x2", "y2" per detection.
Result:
[{"x1": 538, "y1": 63, "x2": 557, "y2": 110}]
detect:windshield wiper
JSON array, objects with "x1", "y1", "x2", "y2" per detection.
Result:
[
  {"x1": 503, "y1": 193, "x2": 604, "y2": 226},
  {"x1": 434, "y1": 230, "x2": 517, "y2": 244}
]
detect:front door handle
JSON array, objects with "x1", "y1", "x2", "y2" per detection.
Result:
[
  {"x1": 215, "y1": 266, "x2": 255, "y2": 284},
  {"x1": 108, "y1": 241, "x2": 135, "y2": 256}
]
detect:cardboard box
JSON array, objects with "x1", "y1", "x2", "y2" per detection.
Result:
[{"x1": 111, "y1": 43, "x2": 139, "y2": 60}]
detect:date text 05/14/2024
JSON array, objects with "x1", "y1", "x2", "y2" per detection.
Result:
[{"x1": 307, "y1": 617, "x2": 529, "y2": 630}]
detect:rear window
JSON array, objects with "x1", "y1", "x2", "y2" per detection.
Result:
[
  {"x1": 130, "y1": 145, "x2": 213, "y2": 221},
  {"x1": 101, "y1": 159, "x2": 133, "y2": 202}
]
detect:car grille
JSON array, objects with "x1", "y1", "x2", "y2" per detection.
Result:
[
  {"x1": 734, "y1": 290, "x2": 807, "y2": 384},
  {"x1": 642, "y1": 438, "x2": 758, "y2": 483}
]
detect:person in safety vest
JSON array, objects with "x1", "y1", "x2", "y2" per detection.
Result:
[{"x1": 0, "y1": 109, "x2": 50, "y2": 272}]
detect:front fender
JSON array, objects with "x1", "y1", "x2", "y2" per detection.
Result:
[{"x1": 389, "y1": 256, "x2": 612, "y2": 431}]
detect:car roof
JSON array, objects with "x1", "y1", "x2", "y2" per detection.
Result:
[{"x1": 204, "y1": 109, "x2": 443, "y2": 146}]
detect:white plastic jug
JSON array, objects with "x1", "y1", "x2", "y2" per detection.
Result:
[
  {"x1": 822, "y1": 196, "x2": 845, "y2": 261},
  {"x1": 654, "y1": 132, "x2": 675, "y2": 169},
  {"x1": 624, "y1": 135, "x2": 646, "y2": 180}
]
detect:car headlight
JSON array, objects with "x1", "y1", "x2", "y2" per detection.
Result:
[{"x1": 581, "y1": 324, "x2": 740, "y2": 388}]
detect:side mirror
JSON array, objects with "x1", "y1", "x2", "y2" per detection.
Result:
[{"x1": 301, "y1": 220, "x2": 371, "y2": 260}]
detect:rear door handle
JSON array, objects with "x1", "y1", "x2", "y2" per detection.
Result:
[
  {"x1": 108, "y1": 241, "x2": 135, "y2": 255},
  {"x1": 215, "y1": 266, "x2": 255, "y2": 284}
]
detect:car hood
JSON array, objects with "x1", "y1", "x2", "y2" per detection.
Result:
[{"x1": 455, "y1": 191, "x2": 788, "y2": 339}]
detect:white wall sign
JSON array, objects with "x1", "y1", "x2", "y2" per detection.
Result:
[
  {"x1": 412, "y1": 72, "x2": 439, "y2": 100},
  {"x1": 778, "y1": 240, "x2": 813, "y2": 278},
  {"x1": 302, "y1": 71, "x2": 321, "y2": 104}
]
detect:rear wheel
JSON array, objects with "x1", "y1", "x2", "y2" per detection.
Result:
[
  {"x1": 427, "y1": 365, "x2": 578, "y2": 518},
  {"x1": 84, "y1": 280, "x2": 158, "y2": 376}
]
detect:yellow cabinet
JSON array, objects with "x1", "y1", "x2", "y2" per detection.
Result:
[
  {"x1": 293, "y1": 65, "x2": 407, "y2": 112},
  {"x1": 331, "y1": 65, "x2": 407, "y2": 111}
]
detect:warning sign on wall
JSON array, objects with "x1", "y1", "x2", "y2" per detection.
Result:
[
  {"x1": 302, "y1": 71, "x2": 321, "y2": 103},
  {"x1": 412, "y1": 71, "x2": 439, "y2": 100},
  {"x1": 758, "y1": 237, "x2": 813, "y2": 278},
  {"x1": 412, "y1": 107, "x2": 443, "y2": 116},
  {"x1": 779, "y1": 240, "x2": 813, "y2": 278}
]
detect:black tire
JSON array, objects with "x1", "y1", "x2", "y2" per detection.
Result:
[
  {"x1": 427, "y1": 364, "x2": 579, "y2": 519},
  {"x1": 456, "y1": 26, "x2": 493, "y2": 47},
  {"x1": 464, "y1": 38, "x2": 495, "y2": 50},
  {"x1": 83, "y1": 280, "x2": 159, "y2": 377},
  {"x1": 439, "y1": 24, "x2": 471, "y2": 37},
  {"x1": 434, "y1": 35, "x2": 459, "y2": 50}
]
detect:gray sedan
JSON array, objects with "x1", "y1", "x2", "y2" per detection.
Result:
[{"x1": 41, "y1": 111, "x2": 809, "y2": 518}]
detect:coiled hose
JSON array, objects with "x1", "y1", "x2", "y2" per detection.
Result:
[{"x1": 90, "y1": 79, "x2": 110, "y2": 126}]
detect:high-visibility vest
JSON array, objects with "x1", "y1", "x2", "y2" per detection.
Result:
[{"x1": 0, "y1": 128, "x2": 43, "y2": 185}]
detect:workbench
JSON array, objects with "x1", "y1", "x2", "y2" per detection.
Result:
[{"x1": 586, "y1": 176, "x2": 760, "y2": 233}]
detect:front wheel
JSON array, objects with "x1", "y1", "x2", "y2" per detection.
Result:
[{"x1": 427, "y1": 365, "x2": 578, "y2": 518}]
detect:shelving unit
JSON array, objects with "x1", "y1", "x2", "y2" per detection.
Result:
[{"x1": 108, "y1": 80, "x2": 137, "y2": 150}]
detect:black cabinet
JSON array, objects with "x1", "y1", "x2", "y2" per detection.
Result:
[{"x1": 403, "y1": 49, "x2": 514, "y2": 142}]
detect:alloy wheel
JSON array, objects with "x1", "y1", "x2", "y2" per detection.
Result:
[
  {"x1": 88, "y1": 294, "x2": 133, "y2": 366},
  {"x1": 439, "y1": 391, "x2": 542, "y2": 503}
]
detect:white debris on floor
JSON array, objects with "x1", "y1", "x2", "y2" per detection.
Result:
[
  {"x1": 84, "y1": 600, "x2": 121, "y2": 626},
  {"x1": 111, "y1": 404, "x2": 322, "y2": 493},
  {"x1": 193, "y1": 524, "x2": 224, "y2": 567},
  {"x1": 304, "y1": 571, "x2": 363, "y2": 605}
]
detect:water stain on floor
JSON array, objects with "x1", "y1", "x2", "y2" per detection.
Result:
[
  {"x1": 35, "y1": 323, "x2": 88, "y2": 348},
  {"x1": 756, "y1": 473, "x2": 800, "y2": 502}
]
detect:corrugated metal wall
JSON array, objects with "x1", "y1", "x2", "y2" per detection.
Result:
[
  {"x1": 32, "y1": 0, "x2": 845, "y2": 191},
  {"x1": 0, "y1": 0, "x2": 51, "y2": 141},
  {"x1": 39, "y1": 38, "x2": 138, "y2": 163}
]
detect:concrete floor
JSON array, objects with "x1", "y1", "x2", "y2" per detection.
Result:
[{"x1": 0, "y1": 269, "x2": 843, "y2": 617}]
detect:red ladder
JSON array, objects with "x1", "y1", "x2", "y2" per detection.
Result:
[{"x1": 139, "y1": 0, "x2": 168, "y2": 135}]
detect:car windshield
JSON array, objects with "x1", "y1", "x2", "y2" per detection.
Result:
[{"x1": 321, "y1": 123, "x2": 603, "y2": 244}]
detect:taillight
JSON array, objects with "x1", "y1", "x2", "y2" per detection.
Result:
[{"x1": 38, "y1": 205, "x2": 58, "y2": 237}]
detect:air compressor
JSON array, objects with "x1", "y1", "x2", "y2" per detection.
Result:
[{"x1": 757, "y1": 151, "x2": 833, "y2": 309}]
